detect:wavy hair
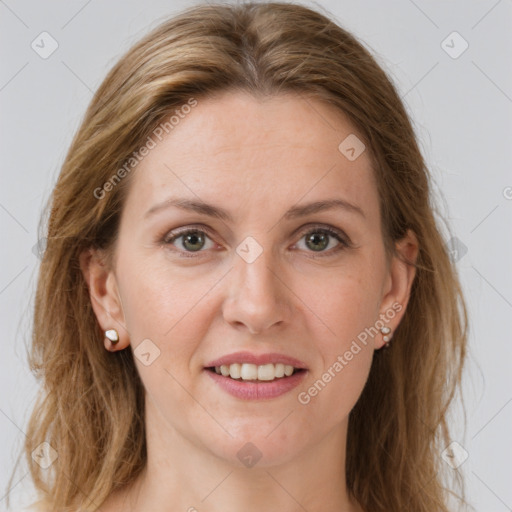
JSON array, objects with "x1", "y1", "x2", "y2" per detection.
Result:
[{"x1": 7, "y1": 2, "x2": 470, "y2": 511}]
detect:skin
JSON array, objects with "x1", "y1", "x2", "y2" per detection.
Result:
[{"x1": 81, "y1": 90, "x2": 418, "y2": 512}]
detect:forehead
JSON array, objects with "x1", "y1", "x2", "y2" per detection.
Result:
[{"x1": 122, "y1": 91, "x2": 379, "y2": 223}]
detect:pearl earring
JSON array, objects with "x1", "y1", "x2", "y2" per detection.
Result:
[
  {"x1": 380, "y1": 326, "x2": 392, "y2": 348},
  {"x1": 105, "y1": 329, "x2": 119, "y2": 345}
]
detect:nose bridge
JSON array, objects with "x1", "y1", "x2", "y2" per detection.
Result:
[
  {"x1": 238, "y1": 243, "x2": 277, "y2": 295},
  {"x1": 223, "y1": 236, "x2": 288, "y2": 333}
]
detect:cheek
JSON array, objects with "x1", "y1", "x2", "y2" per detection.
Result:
[
  {"x1": 297, "y1": 284, "x2": 376, "y2": 421},
  {"x1": 299, "y1": 346, "x2": 373, "y2": 429},
  {"x1": 117, "y1": 253, "x2": 203, "y2": 334},
  {"x1": 315, "y1": 284, "x2": 377, "y2": 389},
  {"x1": 117, "y1": 261, "x2": 208, "y2": 412},
  {"x1": 297, "y1": 255, "x2": 383, "y2": 401},
  {"x1": 309, "y1": 261, "x2": 383, "y2": 342}
]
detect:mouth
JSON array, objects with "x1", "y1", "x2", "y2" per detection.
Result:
[
  {"x1": 204, "y1": 351, "x2": 308, "y2": 399},
  {"x1": 205, "y1": 363, "x2": 306, "y2": 382}
]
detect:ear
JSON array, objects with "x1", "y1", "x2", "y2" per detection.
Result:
[
  {"x1": 79, "y1": 248, "x2": 129, "y2": 352},
  {"x1": 376, "y1": 229, "x2": 419, "y2": 349}
]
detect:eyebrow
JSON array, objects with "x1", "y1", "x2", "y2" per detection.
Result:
[{"x1": 144, "y1": 197, "x2": 365, "y2": 221}]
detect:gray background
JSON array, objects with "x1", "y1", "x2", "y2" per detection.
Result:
[{"x1": 1, "y1": 0, "x2": 511, "y2": 510}]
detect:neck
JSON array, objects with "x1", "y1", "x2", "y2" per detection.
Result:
[{"x1": 106, "y1": 399, "x2": 362, "y2": 512}]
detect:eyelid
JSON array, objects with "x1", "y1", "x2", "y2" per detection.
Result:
[
  {"x1": 161, "y1": 224, "x2": 220, "y2": 257},
  {"x1": 162, "y1": 224, "x2": 217, "y2": 243},
  {"x1": 291, "y1": 224, "x2": 351, "y2": 258},
  {"x1": 294, "y1": 223, "x2": 351, "y2": 245},
  {"x1": 160, "y1": 223, "x2": 352, "y2": 257}
]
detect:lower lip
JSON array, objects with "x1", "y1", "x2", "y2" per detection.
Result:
[{"x1": 204, "y1": 369, "x2": 307, "y2": 400}]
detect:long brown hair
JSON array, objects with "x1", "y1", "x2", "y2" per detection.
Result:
[{"x1": 6, "y1": 2, "x2": 470, "y2": 511}]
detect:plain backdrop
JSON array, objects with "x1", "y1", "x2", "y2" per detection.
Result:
[{"x1": 1, "y1": 0, "x2": 511, "y2": 510}]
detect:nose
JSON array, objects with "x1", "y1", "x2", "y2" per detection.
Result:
[{"x1": 222, "y1": 245, "x2": 291, "y2": 335}]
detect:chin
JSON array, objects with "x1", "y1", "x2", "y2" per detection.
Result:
[{"x1": 203, "y1": 420, "x2": 313, "y2": 469}]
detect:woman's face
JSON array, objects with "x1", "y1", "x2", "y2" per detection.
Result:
[{"x1": 90, "y1": 91, "x2": 416, "y2": 468}]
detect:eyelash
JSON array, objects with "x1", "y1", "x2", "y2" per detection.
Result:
[{"x1": 160, "y1": 224, "x2": 351, "y2": 259}]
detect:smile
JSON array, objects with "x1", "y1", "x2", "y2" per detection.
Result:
[
  {"x1": 204, "y1": 360, "x2": 308, "y2": 400},
  {"x1": 208, "y1": 362, "x2": 301, "y2": 381},
  {"x1": 204, "y1": 351, "x2": 308, "y2": 399}
]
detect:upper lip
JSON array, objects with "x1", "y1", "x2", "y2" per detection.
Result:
[{"x1": 205, "y1": 351, "x2": 308, "y2": 369}]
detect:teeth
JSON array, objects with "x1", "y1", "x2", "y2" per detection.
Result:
[
  {"x1": 257, "y1": 363, "x2": 275, "y2": 381},
  {"x1": 216, "y1": 363, "x2": 298, "y2": 381},
  {"x1": 240, "y1": 363, "x2": 258, "y2": 380},
  {"x1": 229, "y1": 363, "x2": 241, "y2": 379},
  {"x1": 284, "y1": 364, "x2": 294, "y2": 376}
]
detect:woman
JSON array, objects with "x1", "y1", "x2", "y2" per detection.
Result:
[{"x1": 8, "y1": 2, "x2": 470, "y2": 511}]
